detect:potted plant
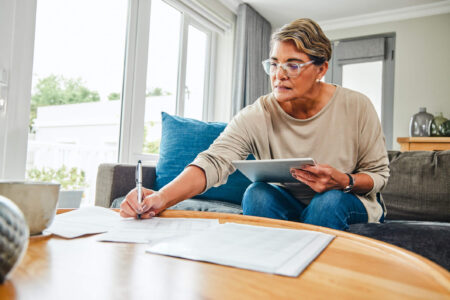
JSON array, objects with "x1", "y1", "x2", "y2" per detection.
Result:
[{"x1": 27, "y1": 165, "x2": 87, "y2": 208}]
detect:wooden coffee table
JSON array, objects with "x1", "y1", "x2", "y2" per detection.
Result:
[{"x1": 1, "y1": 210, "x2": 449, "y2": 299}]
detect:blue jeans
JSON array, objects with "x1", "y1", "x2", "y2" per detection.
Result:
[{"x1": 242, "y1": 182, "x2": 369, "y2": 230}]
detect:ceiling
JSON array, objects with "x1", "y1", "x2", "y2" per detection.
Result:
[{"x1": 220, "y1": 0, "x2": 449, "y2": 29}]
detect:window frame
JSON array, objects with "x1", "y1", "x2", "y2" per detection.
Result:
[
  {"x1": 0, "y1": 0, "x2": 37, "y2": 180},
  {"x1": 121, "y1": 0, "x2": 219, "y2": 164},
  {"x1": 179, "y1": 15, "x2": 216, "y2": 120},
  {"x1": 0, "y1": 0, "x2": 228, "y2": 180}
]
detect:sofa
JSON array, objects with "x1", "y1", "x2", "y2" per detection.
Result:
[{"x1": 95, "y1": 114, "x2": 450, "y2": 270}]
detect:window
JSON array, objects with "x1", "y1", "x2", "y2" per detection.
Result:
[
  {"x1": 0, "y1": 0, "x2": 230, "y2": 205},
  {"x1": 184, "y1": 25, "x2": 208, "y2": 120},
  {"x1": 143, "y1": 0, "x2": 181, "y2": 154},
  {"x1": 142, "y1": 0, "x2": 213, "y2": 155},
  {"x1": 326, "y1": 35, "x2": 395, "y2": 149},
  {"x1": 26, "y1": 0, "x2": 128, "y2": 206}
]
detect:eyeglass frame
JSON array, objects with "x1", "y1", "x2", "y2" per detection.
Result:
[{"x1": 261, "y1": 59, "x2": 315, "y2": 78}]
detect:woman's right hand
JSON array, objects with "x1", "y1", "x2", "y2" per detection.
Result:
[{"x1": 120, "y1": 187, "x2": 168, "y2": 219}]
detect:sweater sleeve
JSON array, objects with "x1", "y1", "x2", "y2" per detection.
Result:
[
  {"x1": 189, "y1": 107, "x2": 257, "y2": 192},
  {"x1": 356, "y1": 97, "x2": 390, "y2": 196}
]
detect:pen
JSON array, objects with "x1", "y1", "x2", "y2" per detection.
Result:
[{"x1": 136, "y1": 160, "x2": 142, "y2": 219}]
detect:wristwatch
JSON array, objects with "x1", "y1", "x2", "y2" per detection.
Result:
[{"x1": 343, "y1": 173, "x2": 354, "y2": 193}]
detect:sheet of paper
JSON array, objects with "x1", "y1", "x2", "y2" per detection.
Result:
[
  {"x1": 146, "y1": 223, "x2": 335, "y2": 277},
  {"x1": 97, "y1": 217, "x2": 220, "y2": 243},
  {"x1": 44, "y1": 206, "x2": 121, "y2": 238}
]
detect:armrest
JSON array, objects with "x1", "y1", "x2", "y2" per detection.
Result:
[{"x1": 95, "y1": 163, "x2": 156, "y2": 208}]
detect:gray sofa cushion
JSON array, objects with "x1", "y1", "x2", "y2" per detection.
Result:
[
  {"x1": 169, "y1": 199, "x2": 243, "y2": 214},
  {"x1": 382, "y1": 150, "x2": 450, "y2": 222},
  {"x1": 348, "y1": 221, "x2": 450, "y2": 270},
  {"x1": 100, "y1": 164, "x2": 156, "y2": 208},
  {"x1": 111, "y1": 197, "x2": 243, "y2": 215}
]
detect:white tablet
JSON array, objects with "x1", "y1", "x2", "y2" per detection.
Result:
[{"x1": 232, "y1": 158, "x2": 316, "y2": 183}]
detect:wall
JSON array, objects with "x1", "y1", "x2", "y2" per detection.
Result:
[{"x1": 325, "y1": 13, "x2": 450, "y2": 150}]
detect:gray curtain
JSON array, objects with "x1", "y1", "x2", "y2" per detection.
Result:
[{"x1": 231, "y1": 4, "x2": 272, "y2": 116}]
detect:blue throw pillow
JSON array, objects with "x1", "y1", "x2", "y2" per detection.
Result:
[{"x1": 155, "y1": 112, "x2": 252, "y2": 205}]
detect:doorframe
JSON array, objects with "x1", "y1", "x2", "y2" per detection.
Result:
[
  {"x1": 326, "y1": 33, "x2": 395, "y2": 150},
  {"x1": 0, "y1": 0, "x2": 37, "y2": 180}
]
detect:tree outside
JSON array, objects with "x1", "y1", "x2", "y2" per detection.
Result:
[
  {"x1": 30, "y1": 74, "x2": 100, "y2": 132},
  {"x1": 146, "y1": 87, "x2": 172, "y2": 97},
  {"x1": 108, "y1": 92, "x2": 120, "y2": 100},
  {"x1": 30, "y1": 76, "x2": 167, "y2": 154},
  {"x1": 143, "y1": 121, "x2": 160, "y2": 153}
]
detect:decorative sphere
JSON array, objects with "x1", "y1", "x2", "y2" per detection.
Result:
[{"x1": 0, "y1": 195, "x2": 29, "y2": 284}]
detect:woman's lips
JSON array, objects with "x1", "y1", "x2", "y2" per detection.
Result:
[{"x1": 276, "y1": 86, "x2": 291, "y2": 92}]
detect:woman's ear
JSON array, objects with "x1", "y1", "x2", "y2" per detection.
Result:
[{"x1": 316, "y1": 61, "x2": 329, "y2": 81}]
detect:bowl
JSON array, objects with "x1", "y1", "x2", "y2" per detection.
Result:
[{"x1": 0, "y1": 181, "x2": 60, "y2": 235}]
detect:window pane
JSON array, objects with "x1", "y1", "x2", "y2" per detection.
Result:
[
  {"x1": 184, "y1": 25, "x2": 207, "y2": 120},
  {"x1": 342, "y1": 61, "x2": 383, "y2": 120},
  {"x1": 143, "y1": 0, "x2": 181, "y2": 154},
  {"x1": 27, "y1": 0, "x2": 128, "y2": 206}
]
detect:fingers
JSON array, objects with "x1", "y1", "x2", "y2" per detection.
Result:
[
  {"x1": 142, "y1": 188, "x2": 155, "y2": 198},
  {"x1": 120, "y1": 187, "x2": 156, "y2": 218},
  {"x1": 124, "y1": 188, "x2": 142, "y2": 212},
  {"x1": 140, "y1": 210, "x2": 156, "y2": 219},
  {"x1": 120, "y1": 199, "x2": 155, "y2": 219},
  {"x1": 291, "y1": 169, "x2": 315, "y2": 184},
  {"x1": 120, "y1": 199, "x2": 137, "y2": 218},
  {"x1": 291, "y1": 168, "x2": 317, "y2": 180},
  {"x1": 120, "y1": 187, "x2": 166, "y2": 219},
  {"x1": 141, "y1": 193, "x2": 165, "y2": 213},
  {"x1": 291, "y1": 168, "x2": 324, "y2": 192},
  {"x1": 298, "y1": 164, "x2": 321, "y2": 175}
]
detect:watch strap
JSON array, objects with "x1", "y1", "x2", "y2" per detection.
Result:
[{"x1": 343, "y1": 173, "x2": 354, "y2": 193}]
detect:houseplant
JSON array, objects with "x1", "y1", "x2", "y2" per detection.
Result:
[{"x1": 26, "y1": 165, "x2": 87, "y2": 208}]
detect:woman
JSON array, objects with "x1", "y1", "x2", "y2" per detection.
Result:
[{"x1": 120, "y1": 18, "x2": 389, "y2": 230}]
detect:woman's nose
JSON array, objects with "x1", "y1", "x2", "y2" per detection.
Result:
[{"x1": 274, "y1": 65, "x2": 288, "y2": 80}]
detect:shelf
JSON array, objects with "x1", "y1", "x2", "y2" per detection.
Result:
[{"x1": 397, "y1": 137, "x2": 450, "y2": 151}]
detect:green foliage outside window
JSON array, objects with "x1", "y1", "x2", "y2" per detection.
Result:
[
  {"x1": 27, "y1": 165, "x2": 87, "y2": 190},
  {"x1": 108, "y1": 92, "x2": 120, "y2": 100},
  {"x1": 143, "y1": 122, "x2": 160, "y2": 154},
  {"x1": 143, "y1": 139, "x2": 161, "y2": 154},
  {"x1": 146, "y1": 87, "x2": 172, "y2": 97},
  {"x1": 30, "y1": 74, "x2": 100, "y2": 132}
]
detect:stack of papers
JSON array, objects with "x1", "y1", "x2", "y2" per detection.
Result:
[
  {"x1": 97, "y1": 217, "x2": 219, "y2": 243},
  {"x1": 146, "y1": 223, "x2": 334, "y2": 277},
  {"x1": 45, "y1": 207, "x2": 218, "y2": 243},
  {"x1": 45, "y1": 207, "x2": 335, "y2": 277},
  {"x1": 44, "y1": 206, "x2": 121, "y2": 238}
]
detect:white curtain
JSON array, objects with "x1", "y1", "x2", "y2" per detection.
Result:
[{"x1": 231, "y1": 4, "x2": 271, "y2": 116}]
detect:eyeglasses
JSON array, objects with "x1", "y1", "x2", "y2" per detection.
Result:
[{"x1": 261, "y1": 59, "x2": 314, "y2": 78}]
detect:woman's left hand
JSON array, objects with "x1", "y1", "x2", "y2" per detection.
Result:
[{"x1": 290, "y1": 164, "x2": 348, "y2": 193}]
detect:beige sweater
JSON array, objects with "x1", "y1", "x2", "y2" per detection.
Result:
[{"x1": 191, "y1": 86, "x2": 390, "y2": 222}]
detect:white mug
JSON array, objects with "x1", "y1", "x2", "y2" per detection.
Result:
[{"x1": 0, "y1": 181, "x2": 60, "y2": 235}]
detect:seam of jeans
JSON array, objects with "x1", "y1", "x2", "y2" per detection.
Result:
[{"x1": 343, "y1": 210, "x2": 368, "y2": 225}]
